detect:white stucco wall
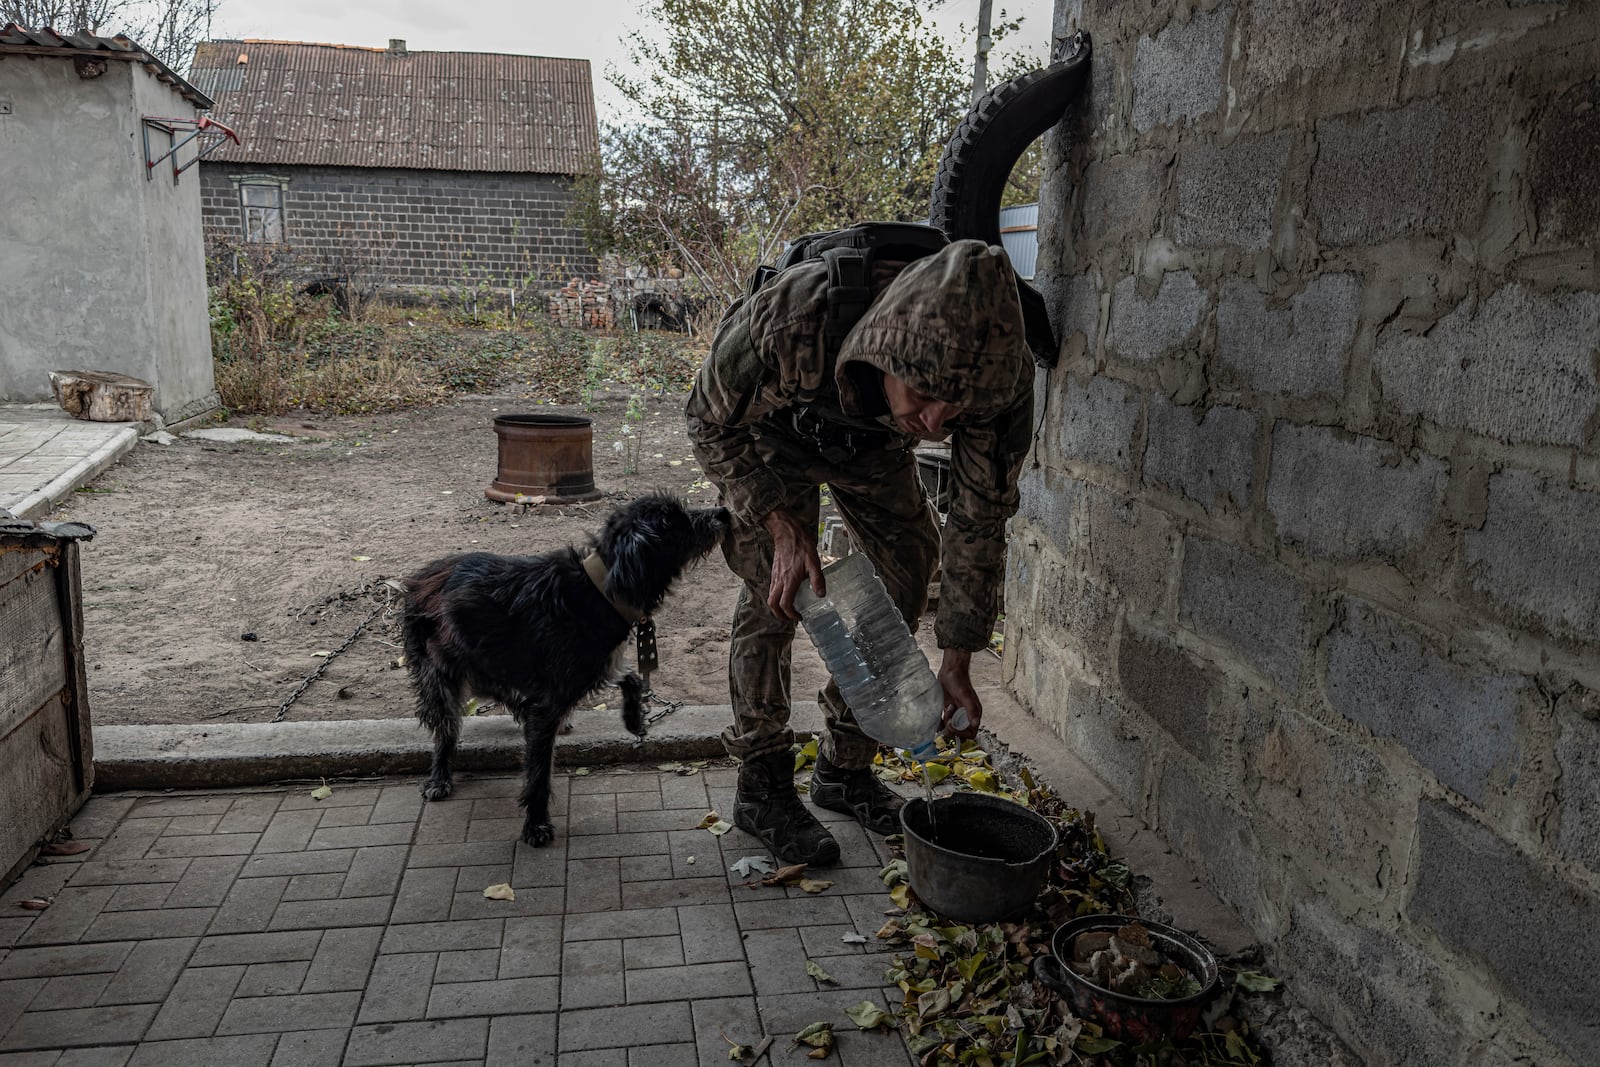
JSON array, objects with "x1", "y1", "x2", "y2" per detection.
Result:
[{"x1": 0, "y1": 54, "x2": 217, "y2": 419}]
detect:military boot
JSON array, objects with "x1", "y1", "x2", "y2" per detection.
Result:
[
  {"x1": 809, "y1": 752, "x2": 905, "y2": 835},
  {"x1": 733, "y1": 751, "x2": 841, "y2": 866}
]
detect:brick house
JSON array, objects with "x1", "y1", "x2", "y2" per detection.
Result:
[{"x1": 186, "y1": 38, "x2": 599, "y2": 297}]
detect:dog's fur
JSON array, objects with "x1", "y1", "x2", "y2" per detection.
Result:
[{"x1": 401, "y1": 494, "x2": 729, "y2": 845}]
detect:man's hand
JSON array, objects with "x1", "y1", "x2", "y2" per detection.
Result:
[
  {"x1": 937, "y1": 648, "x2": 981, "y2": 739},
  {"x1": 762, "y1": 508, "x2": 824, "y2": 621}
]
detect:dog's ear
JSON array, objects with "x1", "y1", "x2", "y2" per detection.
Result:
[{"x1": 605, "y1": 525, "x2": 656, "y2": 609}]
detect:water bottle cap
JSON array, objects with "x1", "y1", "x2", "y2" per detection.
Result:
[{"x1": 903, "y1": 741, "x2": 939, "y2": 762}]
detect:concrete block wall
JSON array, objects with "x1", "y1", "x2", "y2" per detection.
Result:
[
  {"x1": 198, "y1": 163, "x2": 596, "y2": 292},
  {"x1": 1015, "y1": 2, "x2": 1600, "y2": 1063}
]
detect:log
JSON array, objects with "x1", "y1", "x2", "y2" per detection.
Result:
[{"x1": 48, "y1": 369, "x2": 153, "y2": 423}]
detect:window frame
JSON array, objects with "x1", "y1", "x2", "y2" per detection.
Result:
[{"x1": 232, "y1": 175, "x2": 289, "y2": 244}]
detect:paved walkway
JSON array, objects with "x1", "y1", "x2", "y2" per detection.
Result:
[
  {"x1": 0, "y1": 768, "x2": 917, "y2": 1066},
  {"x1": 0, "y1": 406, "x2": 140, "y2": 520}
]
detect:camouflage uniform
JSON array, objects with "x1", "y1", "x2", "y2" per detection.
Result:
[{"x1": 686, "y1": 239, "x2": 1034, "y2": 769}]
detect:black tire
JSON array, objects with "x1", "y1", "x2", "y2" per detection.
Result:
[{"x1": 930, "y1": 33, "x2": 1092, "y2": 366}]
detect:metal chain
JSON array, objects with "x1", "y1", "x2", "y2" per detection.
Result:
[{"x1": 271, "y1": 585, "x2": 391, "y2": 723}]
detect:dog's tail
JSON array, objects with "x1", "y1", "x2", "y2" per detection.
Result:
[{"x1": 400, "y1": 563, "x2": 452, "y2": 677}]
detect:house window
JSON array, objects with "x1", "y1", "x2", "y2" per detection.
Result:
[{"x1": 238, "y1": 180, "x2": 286, "y2": 243}]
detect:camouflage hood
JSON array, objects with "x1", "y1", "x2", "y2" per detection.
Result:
[{"x1": 836, "y1": 239, "x2": 1029, "y2": 420}]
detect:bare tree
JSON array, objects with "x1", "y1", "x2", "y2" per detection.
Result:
[{"x1": 2, "y1": 0, "x2": 217, "y2": 72}]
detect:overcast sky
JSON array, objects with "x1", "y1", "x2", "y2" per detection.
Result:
[{"x1": 210, "y1": 0, "x2": 1058, "y2": 122}]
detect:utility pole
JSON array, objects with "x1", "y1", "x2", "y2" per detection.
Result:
[{"x1": 970, "y1": 0, "x2": 993, "y2": 106}]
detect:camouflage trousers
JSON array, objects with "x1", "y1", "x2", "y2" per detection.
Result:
[{"x1": 717, "y1": 424, "x2": 941, "y2": 770}]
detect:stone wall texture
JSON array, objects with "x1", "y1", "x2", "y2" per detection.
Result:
[
  {"x1": 199, "y1": 163, "x2": 596, "y2": 293},
  {"x1": 1018, "y1": 2, "x2": 1600, "y2": 1063}
]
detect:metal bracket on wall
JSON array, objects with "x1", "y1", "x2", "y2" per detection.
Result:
[{"x1": 141, "y1": 115, "x2": 240, "y2": 183}]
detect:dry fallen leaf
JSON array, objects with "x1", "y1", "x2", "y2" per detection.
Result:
[
  {"x1": 798, "y1": 879, "x2": 833, "y2": 894},
  {"x1": 40, "y1": 841, "x2": 90, "y2": 856},
  {"x1": 482, "y1": 883, "x2": 516, "y2": 901},
  {"x1": 18, "y1": 898, "x2": 51, "y2": 911},
  {"x1": 730, "y1": 856, "x2": 776, "y2": 878},
  {"x1": 696, "y1": 811, "x2": 722, "y2": 829},
  {"x1": 707, "y1": 820, "x2": 734, "y2": 836},
  {"x1": 571, "y1": 767, "x2": 591, "y2": 776},
  {"x1": 351, "y1": 555, "x2": 372, "y2": 562},
  {"x1": 840, "y1": 932, "x2": 868, "y2": 944},
  {"x1": 760, "y1": 863, "x2": 807, "y2": 886},
  {"x1": 805, "y1": 959, "x2": 836, "y2": 984},
  {"x1": 309, "y1": 784, "x2": 333, "y2": 801},
  {"x1": 888, "y1": 884, "x2": 913, "y2": 909}
]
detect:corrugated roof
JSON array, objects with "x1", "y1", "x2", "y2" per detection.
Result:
[
  {"x1": 188, "y1": 39, "x2": 598, "y2": 175},
  {"x1": 999, "y1": 202, "x2": 1038, "y2": 281},
  {"x1": 0, "y1": 23, "x2": 212, "y2": 108}
]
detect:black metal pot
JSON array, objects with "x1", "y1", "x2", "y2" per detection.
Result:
[
  {"x1": 900, "y1": 793, "x2": 1057, "y2": 923},
  {"x1": 1034, "y1": 914, "x2": 1219, "y2": 1041}
]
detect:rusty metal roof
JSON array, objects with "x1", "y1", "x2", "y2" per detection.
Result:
[
  {"x1": 187, "y1": 39, "x2": 598, "y2": 175},
  {"x1": 0, "y1": 23, "x2": 213, "y2": 108}
]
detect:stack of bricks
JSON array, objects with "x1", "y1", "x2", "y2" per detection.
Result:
[{"x1": 548, "y1": 279, "x2": 616, "y2": 331}]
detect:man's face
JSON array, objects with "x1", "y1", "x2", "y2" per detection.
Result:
[{"x1": 883, "y1": 373, "x2": 963, "y2": 440}]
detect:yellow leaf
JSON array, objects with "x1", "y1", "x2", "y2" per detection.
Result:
[
  {"x1": 798, "y1": 879, "x2": 833, "y2": 894},
  {"x1": 889, "y1": 884, "x2": 913, "y2": 909},
  {"x1": 708, "y1": 820, "x2": 734, "y2": 836},
  {"x1": 966, "y1": 769, "x2": 999, "y2": 793},
  {"x1": 351, "y1": 555, "x2": 372, "y2": 562},
  {"x1": 309, "y1": 784, "x2": 332, "y2": 801},
  {"x1": 696, "y1": 811, "x2": 721, "y2": 829},
  {"x1": 482, "y1": 883, "x2": 516, "y2": 901}
]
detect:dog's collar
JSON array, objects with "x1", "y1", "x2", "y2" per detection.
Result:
[{"x1": 582, "y1": 550, "x2": 646, "y2": 625}]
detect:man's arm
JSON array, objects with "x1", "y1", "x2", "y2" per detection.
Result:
[{"x1": 934, "y1": 381, "x2": 1036, "y2": 735}]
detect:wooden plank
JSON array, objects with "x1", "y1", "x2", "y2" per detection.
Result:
[
  {"x1": 57, "y1": 542, "x2": 94, "y2": 793},
  {"x1": 0, "y1": 695, "x2": 76, "y2": 882},
  {"x1": 0, "y1": 566, "x2": 66, "y2": 742},
  {"x1": 0, "y1": 541, "x2": 53, "y2": 591}
]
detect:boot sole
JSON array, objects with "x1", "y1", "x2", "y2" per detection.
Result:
[{"x1": 733, "y1": 810, "x2": 842, "y2": 867}]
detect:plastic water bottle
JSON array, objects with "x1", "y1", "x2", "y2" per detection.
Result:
[{"x1": 796, "y1": 552, "x2": 945, "y2": 761}]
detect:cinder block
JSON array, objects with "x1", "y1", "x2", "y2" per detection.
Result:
[
  {"x1": 1283, "y1": 900, "x2": 1470, "y2": 1067},
  {"x1": 1325, "y1": 598, "x2": 1523, "y2": 805},
  {"x1": 1310, "y1": 103, "x2": 1488, "y2": 245},
  {"x1": 1062, "y1": 685, "x2": 1148, "y2": 809},
  {"x1": 1082, "y1": 153, "x2": 1166, "y2": 245},
  {"x1": 1013, "y1": 465, "x2": 1080, "y2": 552},
  {"x1": 1116, "y1": 623, "x2": 1217, "y2": 759},
  {"x1": 1143, "y1": 396, "x2": 1257, "y2": 513},
  {"x1": 1106, "y1": 272, "x2": 1207, "y2": 363},
  {"x1": 1244, "y1": 705, "x2": 1407, "y2": 898},
  {"x1": 1529, "y1": 79, "x2": 1600, "y2": 246},
  {"x1": 1058, "y1": 375, "x2": 1141, "y2": 471},
  {"x1": 1216, "y1": 274, "x2": 1360, "y2": 399},
  {"x1": 1173, "y1": 131, "x2": 1291, "y2": 250},
  {"x1": 1465, "y1": 468, "x2": 1600, "y2": 640},
  {"x1": 1410, "y1": 799, "x2": 1600, "y2": 1063},
  {"x1": 1179, "y1": 537, "x2": 1305, "y2": 691},
  {"x1": 1054, "y1": 272, "x2": 1101, "y2": 355},
  {"x1": 1266, "y1": 423, "x2": 1446, "y2": 562},
  {"x1": 1130, "y1": 6, "x2": 1229, "y2": 132},
  {"x1": 1036, "y1": 562, "x2": 1119, "y2": 686},
  {"x1": 1555, "y1": 714, "x2": 1600, "y2": 875},
  {"x1": 1155, "y1": 760, "x2": 1268, "y2": 931},
  {"x1": 1078, "y1": 484, "x2": 1178, "y2": 611},
  {"x1": 1375, "y1": 284, "x2": 1600, "y2": 446}
]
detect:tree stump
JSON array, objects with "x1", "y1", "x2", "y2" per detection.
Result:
[{"x1": 48, "y1": 370, "x2": 153, "y2": 423}]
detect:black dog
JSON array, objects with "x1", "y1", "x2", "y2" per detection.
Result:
[{"x1": 401, "y1": 494, "x2": 729, "y2": 845}]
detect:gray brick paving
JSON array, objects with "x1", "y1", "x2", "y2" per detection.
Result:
[
  {"x1": 343, "y1": 1019, "x2": 487, "y2": 1066},
  {"x1": 0, "y1": 769, "x2": 923, "y2": 1064}
]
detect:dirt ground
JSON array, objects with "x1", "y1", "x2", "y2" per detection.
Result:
[{"x1": 54, "y1": 384, "x2": 1000, "y2": 728}]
